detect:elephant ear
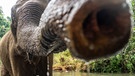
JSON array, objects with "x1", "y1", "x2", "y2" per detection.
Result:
[
  {"x1": 10, "y1": 0, "x2": 28, "y2": 41},
  {"x1": 11, "y1": 5, "x2": 18, "y2": 41}
]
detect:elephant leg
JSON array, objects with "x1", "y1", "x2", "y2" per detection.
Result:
[
  {"x1": 36, "y1": 54, "x2": 53, "y2": 76},
  {"x1": 36, "y1": 56, "x2": 48, "y2": 76},
  {"x1": 1, "y1": 64, "x2": 10, "y2": 76},
  {"x1": 48, "y1": 53, "x2": 53, "y2": 76}
]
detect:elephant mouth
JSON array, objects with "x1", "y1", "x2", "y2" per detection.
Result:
[{"x1": 66, "y1": 0, "x2": 131, "y2": 61}]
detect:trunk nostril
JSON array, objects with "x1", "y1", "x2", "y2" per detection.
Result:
[{"x1": 96, "y1": 9, "x2": 116, "y2": 28}]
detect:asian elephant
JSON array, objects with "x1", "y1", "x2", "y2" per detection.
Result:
[{"x1": 0, "y1": 0, "x2": 132, "y2": 76}]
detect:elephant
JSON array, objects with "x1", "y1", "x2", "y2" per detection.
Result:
[
  {"x1": 0, "y1": 0, "x2": 132, "y2": 76},
  {"x1": 0, "y1": 0, "x2": 54, "y2": 76}
]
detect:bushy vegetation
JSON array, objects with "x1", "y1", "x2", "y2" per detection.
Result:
[
  {"x1": 0, "y1": 6, "x2": 11, "y2": 39},
  {"x1": 53, "y1": 50, "x2": 85, "y2": 72},
  {"x1": 132, "y1": 0, "x2": 135, "y2": 20}
]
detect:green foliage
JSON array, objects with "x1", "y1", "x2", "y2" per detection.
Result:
[
  {"x1": 53, "y1": 49, "x2": 85, "y2": 71},
  {"x1": 0, "y1": 6, "x2": 11, "y2": 38},
  {"x1": 132, "y1": 0, "x2": 135, "y2": 20}
]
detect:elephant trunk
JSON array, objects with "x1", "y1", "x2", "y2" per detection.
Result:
[{"x1": 40, "y1": 0, "x2": 131, "y2": 61}]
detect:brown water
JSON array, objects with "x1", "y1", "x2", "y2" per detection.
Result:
[{"x1": 53, "y1": 72, "x2": 135, "y2": 76}]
